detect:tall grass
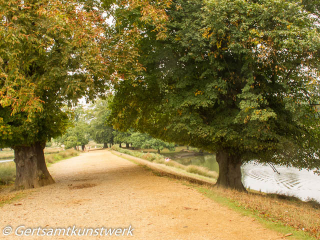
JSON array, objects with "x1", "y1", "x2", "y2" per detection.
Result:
[
  {"x1": 0, "y1": 147, "x2": 63, "y2": 160},
  {"x1": 111, "y1": 145, "x2": 218, "y2": 180},
  {"x1": 0, "y1": 149, "x2": 79, "y2": 186},
  {"x1": 0, "y1": 162, "x2": 16, "y2": 185},
  {"x1": 0, "y1": 152, "x2": 14, "y2": 160},
  {"x1": 45, "y1": 149, "x2": 78, "y2": 165}
]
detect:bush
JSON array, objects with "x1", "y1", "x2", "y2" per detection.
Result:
[
  {"x1": 132, "y1": 151, "x2": 144, "y2": 158},
  {"x1": 141, "y1": 153, "x2": 156, "y2": 161},
  {"x1": 111, "y1": 145, "x2": 120, "y2": 151}
]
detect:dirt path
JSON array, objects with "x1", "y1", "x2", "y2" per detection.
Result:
[{"x1": 1, "y1": 150, "x2": 283, "y2": 239}]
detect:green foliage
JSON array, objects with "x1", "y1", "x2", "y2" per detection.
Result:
[
  {"x1": 113, "y1": 130, "x2": 132, "y2": 145},
  {"x1": 129, "y1": 132, "x2": 175, "y2": 153},
  {"x1": 89, "y1": 99, "x2": 115, "y2": 146},
  {"x1": 109, "y1": 0, "x2": 320, "y2": 171},
  {"x1": 58, "y1": 121, "x2": 90, "y2": 149},
  {"x1": 0, "y1": 0, "x2": 111, "y2": 148}
]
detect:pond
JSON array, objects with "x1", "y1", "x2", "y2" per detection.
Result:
[{"x1": 171, "y1": 154, "x2": 320, "y2": 203}]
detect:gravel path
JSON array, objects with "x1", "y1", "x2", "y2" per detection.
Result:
[{"x1": 1, "y1": 150, "x2": 283, "y2": 239}]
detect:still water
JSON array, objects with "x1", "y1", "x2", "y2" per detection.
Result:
[{"x1": 173, "y1": 154, "x2": 320, "y2": 203}]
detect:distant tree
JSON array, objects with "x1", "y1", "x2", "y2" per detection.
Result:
[
  {"x1": 129, "y1": 132, "x2": 175, "y2": 153},
  {"x1": 89, "y1": 99, "x2": 115, "y2": 148},
  {"x1": 109, "y1": 0, "x2": 320, "y2": 190},
  {"x1": 64, "y1": 122, "x2": 90, "y2": 150},
  {"x1": 113, "y1": 131, "x2": 132, "y2": 148},
  {"x1": 0, "y1": 0, "x2": 110, "y2": 189}
]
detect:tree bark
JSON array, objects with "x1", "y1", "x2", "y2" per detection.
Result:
[
  {"x1": 216, "y1": 149, "x2": 246, "y2": 191},
  {"x1": 103, "y1": 143, "x2": 108, "y2": 148},
  {"x1": 158, "y1": 149, "x2": 160, "y2": 154},
  {"x1": 119, "y1": 143, "x2": 122, "y2": 148},
  {"x1": 14, "y1": 142, "x2": 55, "y2": 189},
  {"x1": 81, "y1": 145, "x2": 85, "y2": 151},
  {"x1": 126, "y1": 143, "x2": 129, "y2": 148}
]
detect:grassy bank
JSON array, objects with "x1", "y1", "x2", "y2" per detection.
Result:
[
  {"x1": 111, "y1": 145, "x2": 218, "y2": 179},
  {"x1": 0, "y1": 149, "x2": 79, "y2": 186},
  {"x1": 0, "y1": 147, "x2": 64, "y2": 160}
]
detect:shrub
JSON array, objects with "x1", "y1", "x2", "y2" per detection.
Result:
[
  {"x1": 141, "y1": 153, "x2": 155, "y2": 161},
  {"x1": 111, "y1": 145, "x2": 120, "y2": 151}
]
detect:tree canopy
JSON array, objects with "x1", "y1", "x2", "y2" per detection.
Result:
[
  {"x1": 109, "y1": 0, "x2": 320, "y2": 189},
  {"x1": 0, "y1": 0, "x2": 110, "y2": 147},
  {"x1": 0, "y1": 0, "x2": 112, "y2": 188}
]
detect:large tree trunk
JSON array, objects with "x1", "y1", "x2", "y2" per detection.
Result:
[
  {"x1": 103, "y1": 143, "x2": 108, "y2": 148},
  {"x1": 119, "y1": 143, "x2": 122, "y2": 148},
  {"x1": 216, "y1": 149, "x2": 246, "y2": 191},
  {"x1": 81, "y1": 145, "x2": 85, "y2": 151},
  {"x1": 126, "y1": 143, "x2": 129, "y2": 148},
  {"x1": 14, "y1": 142, "x2": 55, "y2": 189}
]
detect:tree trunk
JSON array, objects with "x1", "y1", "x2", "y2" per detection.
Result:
[
  {"x1": 81, "y1": 145, "x2": 85, "y2": 151},
  {"x1": 119, "y1": 143, "x2": 122, "y2": 148},
  {"x1": 103, "y1": 143, "x2": 108, "y2": 148},
  {"x1": 158, "y1": 149, "x2": 160, "y2": 154},
  {"x1": 74, "y1": 146, "x2": 77, "y2": 150},
  {"x1": 14, "y1": 142, "x2": 55, "y2": 189},
  {"x1": 216, "y1": 149, "x2": 246, "y2": 191},
  {"x1": 126, "y1": 143, "x2": 129, "y2": 148}
]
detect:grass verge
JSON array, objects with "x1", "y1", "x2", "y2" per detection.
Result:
[
  {"x1": 111, "y1": 145, "x2": 218, "y2": 179},
  {"x1": 45, "y1": 149, "x2": 79, "y2": 167},
  {"x1": 0, "y1": 149, "x2": 79, "y2": 186},
  {"x1": 0, "y1": 186, "x2": 30, "y2": 208}
]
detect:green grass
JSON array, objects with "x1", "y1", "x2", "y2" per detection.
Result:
[
  {"x1": 111, "y1": 146, "x2": 218, "y2": 180},
  {"x1": 0, "y1": 162, "x2": 16, "y2": 185},
  {"x1": 0, "y1": 149, "x2": 79, "y2": 186},
  {"x1": 45, "y1": 149, "x2": 79, "y2": 166}
]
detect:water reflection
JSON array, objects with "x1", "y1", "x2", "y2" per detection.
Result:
[
  {"x1": 242, "y1": 162, "x2": 320, "y2": 203},
  {"x1": 172, "y1": 154, "x2": 320, "y2": 203}
]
